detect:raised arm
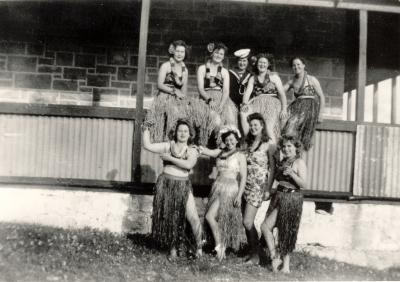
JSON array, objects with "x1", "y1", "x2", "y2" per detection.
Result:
[
  {"x1": 234, "y1": 152, "x2": 248, "y2": 207},
  {"x1": 310, "y1": 76, "x2": 325, "y2": 122},
  {"x1": 197, "y1": 65, "x2": 209, "y2": 101},
  {"x1": 142, "y1": 127, "x2": 168, "y2": 154},
  {"x1": 199, "y1": 146, "x2": 221, "y2": 158},
  {"x1": 157, "y1": 62, "x2": 175, "y2": 95},
  {"x1": 161, "y1": 147, "x2": 199, "y2": 170},
  {"x1": 283, "y1": 79, "x2": 293, "y2": 93}
]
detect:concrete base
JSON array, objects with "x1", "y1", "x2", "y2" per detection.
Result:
[{"x1": 1, "y1": 185, "x2": 400, "y2": 255}]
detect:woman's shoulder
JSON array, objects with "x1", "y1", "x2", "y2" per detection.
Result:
[{"x1": 293, "y1": 157, "x2": 307, "y2": 168}]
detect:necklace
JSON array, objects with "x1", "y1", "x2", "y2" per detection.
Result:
[
  {"x1": 218, "y1": 149, "x2": 237, "y2": 160},
  {"x1": 170, "y1": 141, "x2": 188, "y2": 158}
]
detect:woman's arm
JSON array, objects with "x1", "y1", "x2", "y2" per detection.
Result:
[
  {"x1": 310, "y1": 76, "x2": 325, "y2": 122},
  {"x1": 157, "y1": 62, "x2": 175, "y2": 95},
  {"x1": 142, "y1": 128, "x2": 168, "y2": 154},
  {"x1": 234, "y1": 153, "x2": 248, "y2": 207},
  {"x1": 283, "y1": 79, "x2": 292, "y2": 93},
  {"x1": 266, "y1": 144, "x2": 277, "y2": 192},
  {"x1": 161, "y1": 147, "x2": 198, "y2": 170},
  {"x1": 271, "y1": 74, "x2": 288, "y2": 116},
  {"x1": 285, "y1": 159, "x2": 307, "y2": 189},
  {"x1": 199, "y1": 146, "x2": 221, "y2": 158},
  {"x1": 219, "y1": 68, "x2": 230, "y2": 110},
  {"x1": 242, "y1": 76, "x2": 254, "y2": 104},
  {"x1": 197, "y1": 65, "x2": 209, "y2": 100}
]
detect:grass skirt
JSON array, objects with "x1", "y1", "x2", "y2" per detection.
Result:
[
  {"x1": 151, "y1": 173, "x2": 192, "y2": 250},
  {"x1": 205, "y1": 176, "x2": 243, "y2": 250},
  {"x1": 208, "y1": 89, "x2": 238, "y2": 127},
  {"x1": 248, "y1": 95, "x2": 282, "y2": 141},
  {"x1": 283, "y1": 97, "x2": 320, "y2": 151},
  {"x1": 145, "y1": 92, "x2": 217, "y2": 145},
  {"x1": 268, "y1": 191, "x2": 303, "y2": 256}
]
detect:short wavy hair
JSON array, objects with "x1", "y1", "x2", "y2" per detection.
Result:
[
  {"x1": 253, "y1": 53, "x2": 274, "y2": 74},
  {"x1": 245, "y1": 112, "x2": 270, "y2": 146},
  {"x1": 170, "y1": 119, "x2": 195, "y2": 145},
  {"x1": 221, "y1": 130, "x2": 241, "y2": 148},
  {"x1": 169, "y1": 40, "x2": 189, "y2": 60},
  {"x1": 278, "y1": 134, "x2": 304, "y2": 157}
]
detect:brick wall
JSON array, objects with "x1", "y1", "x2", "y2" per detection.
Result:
[{"x1": 0, "y1": 1, "x2": 350, "y2": 118}]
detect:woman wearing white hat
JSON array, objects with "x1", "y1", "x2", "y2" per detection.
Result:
[
  {"x1": 229, "y1": 49, "x2": 252, "y2": 110},
  {"x1": 240, "y1": 53, "x2": 288, "y2": 143},
  {"x1": 198, "y1": 125, "x2": 247, "y2": 261}
]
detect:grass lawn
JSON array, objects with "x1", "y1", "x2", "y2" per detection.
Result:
[{"x1": 0, "y1": 222, "x2": 399, "y2": 281}]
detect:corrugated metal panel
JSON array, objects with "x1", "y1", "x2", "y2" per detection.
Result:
[
  {"x1": 0, "y1": 114, "x2": 134, "y2": 181},
  {"x1": 354, "y1": 125, "x2": 400, "y2": 198},
  {"x1": 304, "y1": 130, "x2": 355, "y2": 192}
]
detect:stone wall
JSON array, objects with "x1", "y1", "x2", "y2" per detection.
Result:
[{"x1": 0, "y1": 1, "x2": 356, "y2": 118}]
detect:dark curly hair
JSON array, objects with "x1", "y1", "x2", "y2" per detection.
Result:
[
  {"x1": 221, "y1": 130, "x2": 241, "y2": 148},
  {"x1": 209, "y1": 42, "x2": 228, "y2": 57},
  {"x1": 289, "y1": 56, "x2": 306, "y2": 68},
  {"x1": 169, "y1": 40, "x2": 189, "y2": 60},
  {"x1": 245, "y1": 112, "x2": 270, "y2": 146},
  {"x1": 253, "y1": 53, "x2": 274, "y2": 74},
  {"x1": 171, "y1": 119, "x2": 195, "y2": 145},
  {"x1": 278, "y1": 134, "x2": 303, "y2": 158}
]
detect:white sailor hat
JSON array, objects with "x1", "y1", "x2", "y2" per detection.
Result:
[{"x1": 234, "y1": 49, "x2": 250, "y2": 59}]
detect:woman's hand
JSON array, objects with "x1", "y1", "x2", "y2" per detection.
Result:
[
  {"x1": 263, "y1": 190, "x2": 271, "y2": 201},
  {"x1": 174, "y1": 89, "x2": 185, "y2": 99},
  {"x1": 283, "y1": 166, "x2": 295, "y2": 177},
  {"x1": 197, "y1": 146, "x2": 205, "y2": 154},
  {"x1": 160, "y1": 153, "x2": 172, "y2": 161},
  {"x1": 240, "y1": 103, "x2": 249, "y2": 113},
  {"x1": 233, "y1": 194, "x2": 242, "y2": 208},
  {"x1": 141, "y1": 120, "x2": 154, "y2": 132}
]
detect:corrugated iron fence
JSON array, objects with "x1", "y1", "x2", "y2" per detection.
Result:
[{"x1": 0, "y1": 104, "x2": 399, "y2": 200}]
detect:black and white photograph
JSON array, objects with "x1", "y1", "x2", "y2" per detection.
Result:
[{"x1": 0, "y1": 0, "x2": 399, "y2": 281}]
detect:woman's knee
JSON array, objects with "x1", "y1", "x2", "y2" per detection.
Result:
[{"x1": 243, "y1": 218, "x2": 254, "y2": 231}]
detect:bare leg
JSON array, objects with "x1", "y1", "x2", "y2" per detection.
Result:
[
  {"x1": 260, "y1": 208, "x2": 278, "y2": 259},
  {"x1": 266, "y1": 122, "x2": 277, "y2": 144},
  {"x1": 205, "y1": 197, "x2": 226, "y2": 261},
  {"x1": 243, "y1": 203, "x2": 259, "y2": 264},
  {"x1": 186, "y1": 192, "x2": 203, "y2": 257},
  {"x1": 281, "y1": 254, "x2": 290, "y2": 273}
]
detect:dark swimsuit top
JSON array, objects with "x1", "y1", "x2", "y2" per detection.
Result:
[
  {"x1": 252, "y1": 73, "x2": 278, "y2": 97},
  {"x1": 229, "y1": 69, "x2": 252, "y2": 106},
  {"x1": 289, "y1": 73, "x2": 317, "y2": 99},
  {"x1": 164, "y1": 60, "x2": 186, "y2": 90},
  {"x1": 204, "y1": 65, "x2": 223, "y2": 89},
  {"x1": 275, "y1": 157, "x2": 300, "y2": 190}
]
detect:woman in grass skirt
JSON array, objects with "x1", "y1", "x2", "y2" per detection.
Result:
[
  {"x1": 145, "y1": 40, "x2": 213, "y2": 145},
  {"x1": 240, "y1": 113, "x2": 277, "y2": 264},
  {"x1": 198, "y1": 126, "x2": 247, "y2": 261},
  {"x1": 282, "y1": 57, "x2": 325, "y2": 150},
  {"x1": 142, "y1": 119, "x2": 203, "y2": 259},
  {"x1": 197, "y1": 42, "x2": 238, "y2": 132},
  {"x1": 261, "y1": 135, "x2": 307, "y2": 273},
  {"x1": 241, "y1": 53, "x2": 287, "y2": 143}
]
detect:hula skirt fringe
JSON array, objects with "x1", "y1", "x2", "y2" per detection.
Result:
[
  {"x1": 272, "y1": 191, "x2": 303, "y2": 257},
  {"x1": 248, "y1": 95, "x2": 282, "y2": 141},
  {"x1": 207, "y1": 89, "x2": 238, "y2": 127},
  {"x1": 151, "y1": 173, "x2": 192, "y2": 250},
  {"x1": 205, "y1": 176, "x2": 244, "y2": 251},
  {"x1": 283, "y1": 97, "x2": 320, "y2": 151}
]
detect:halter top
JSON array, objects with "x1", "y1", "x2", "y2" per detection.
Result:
[
  {"x1": 163, "y1": 141, "x2": 191, "y2": 177},
  {"x1": 289, "y1": 73, "x2": 317, "y2": 99},
  {"x1": 164, "y1": 59, "x2": 186, "y2": 90},
  {"x1": 204, "y1": 65, "x2": 223, "y2": 90},
  {"x1": 252, "y1": 73, "x2": 278, "y2": 97},
  {"x1": 216, "y1": 151, "x2": 240, "y2": 178}
]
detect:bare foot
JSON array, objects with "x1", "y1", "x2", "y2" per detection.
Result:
[
  {"x1": 215, "y1": 244, "x2": 226, "y2": 262},
  {"x1": 281, "y1": 267, "x2": 290, "y2": 274},
  {"x1": 272, "y1": 258, "x2": 282, "y2": 272},
  {"x1": 167, "y1": 248, "x2": 177, "y2": 262},
  {"x1": 195, "y1": 248, "x2": 203, "y2": 258}
]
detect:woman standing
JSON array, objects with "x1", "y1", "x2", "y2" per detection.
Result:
[
  {"x1": 199, "y1": 126, "x2": 247, "y2": 261},
  {"x1": 241, "y1": 53, "x2": 287, "y2": 143},
  {"x1": 142, "y1": 119, "x2": 203, "y2": 260},
  {"x1": 241, "y1": 113, "x2": 276, "y2": 264},
  {"x1": 260, "y1": 135, "x2": 307, "y2": 273},
  {"x1": 282, "y1": 57, "x2": 325, "y2": 150},
  {"x1": 197, "y1": 42, "x2": 238, "y2": 130},
  {"x1": 228, "y1": 49, "x2": 252, "y2": 110}
]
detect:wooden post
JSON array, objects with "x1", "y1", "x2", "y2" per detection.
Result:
[
  {"x1": 356, "y1": 10, "x2": 367, "y2": 122},
  {"x1": 391, "y1": 77, "x2": 398, "y2": 124},
  {"x1": 132, "y1": 0, "x2": 151, "y2": 183},
  {"x1": 372, "y1": 83, "x2": 378, "y2": 123}
]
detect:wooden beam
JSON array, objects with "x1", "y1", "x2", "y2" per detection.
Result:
[
  {"x1": 372, "y1": 83, "x2": 378, "y2": 123},
  {"x1": 356, "y1": 10, "x2": 367, "y2": 122},
  {"x1": 392, "y1": 77, "x2": 398, "y2": 124},
  {"x1": 132, "y1": 0, "x2": 151, "y2": 183}
]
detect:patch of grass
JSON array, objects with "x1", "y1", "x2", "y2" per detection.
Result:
[{"x1": 0, "y1": 223, "x2": 398, "y2": 281}]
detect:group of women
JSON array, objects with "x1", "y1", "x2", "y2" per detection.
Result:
[{"x1": 142, "y1": 40, "x2": 325, "y2": 273}]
